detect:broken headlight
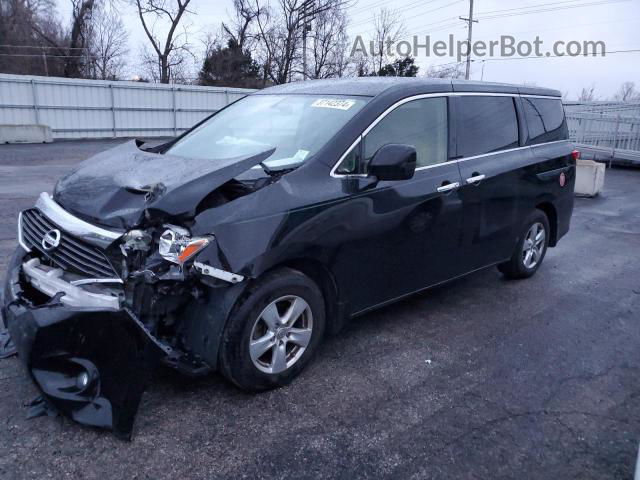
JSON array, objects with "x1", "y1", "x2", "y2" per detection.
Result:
[{"x1": 158, "y1": 226, "x2": 211, "y2": 265}]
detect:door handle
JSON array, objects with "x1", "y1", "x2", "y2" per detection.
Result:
[
  {"x1": 437, "y1": 182, "x2": 460, "y2": 193},
  {"x1": 466, "y1": 174, "x2": 486, "y2": 184}
]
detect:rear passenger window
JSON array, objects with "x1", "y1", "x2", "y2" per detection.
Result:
[
  {"x1": 522, "y1": 97, "x2": 568, "y2": 145},
  {"x1": 336, "y1": 97, "x2": 448, "y2": 174},
  {"x1": 456, "y1": 96, "x2": 519, "y2": 158}
]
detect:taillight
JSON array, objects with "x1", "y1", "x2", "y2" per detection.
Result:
[{"x1": 571, "y1": 149, "x2": 581, "y2": 161}]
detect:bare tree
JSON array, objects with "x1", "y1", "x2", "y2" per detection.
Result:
[
  {"x1": 0, "y1": 0, "x2": 127, "y2": 79},
  {"x1": 346, "y1": 51, "x2": 369, "y2": 77},
  {"x1": 308, "y1": 0, "x2": 349, "y2": 79},
  {"x1": 22, "y1": 0, "x2": 97, "y2": 78},
  {"x1": 88, "y1": 2, "x2": 128, "y2": 79},
  {"x1": 577, "y1": 86, "x2": 596, "y2": 102},
  {"x1": 425, "y1": 63, "x2": 464, "y2": 79},
  {"x1": 254, "y1": 0, "x2": 302, "y2": 85},
  {"x1": 252, "y1": 0, "x2": 350, "y2": 84},
  {"x1": 613, "y1": 81, "x2": 639, "y2": 101},
  {"x1": 0, "y1": 0, "x2": 67, "y2": 76},
  {"x1": 370, "y1": 8, "x2": 404, "y2": 74},
  {"x1": 133, "y1": 0, "x2": 194, "y2": 83},
  {"x1": 204, "y1": 0, "x2": 351, "y2": 85},
  {"x1": 64, "y1": 0, "x2": 98, "y2": 77},
  {"x1": 223, "y1": 0, "x2": 260, "y2": 52}
]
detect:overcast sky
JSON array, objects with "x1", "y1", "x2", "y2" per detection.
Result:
[{"x1": 57, "y1": 0, "x2": 640, "y2": 99}]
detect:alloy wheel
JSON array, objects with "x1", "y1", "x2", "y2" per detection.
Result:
[
  {"x1": 249, "y1": 295, "x2": 313, "y2": 374},
  {"x1": 522, "y1": 222, "x2": 546, "y2": 269}
]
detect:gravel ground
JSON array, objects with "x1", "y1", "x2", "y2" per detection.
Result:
[{"x1": 1, "y1": 140, "x2": 639, "y2": 479}]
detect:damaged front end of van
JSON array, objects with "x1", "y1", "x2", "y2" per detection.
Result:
[{"x1": 0, "y1": 140, "x2": 282, "y2": 439}]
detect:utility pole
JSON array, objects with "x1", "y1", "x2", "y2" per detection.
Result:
[
  {"x1": 459, "y1": 0, "x2": 478, "y2": 80},
  {"x1": 299, "y1": 0, "x2": 315, "y2": 80},
  {"x1": 302, "y1": 23, "x2": 309, "y2": 80},
  {"x1": 297, "y1": 0, "x2": 333, "y2": 80}
]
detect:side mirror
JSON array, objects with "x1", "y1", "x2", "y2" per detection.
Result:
[{"x1": 368, "y1": 144, "x2": 417, "y2": 181}]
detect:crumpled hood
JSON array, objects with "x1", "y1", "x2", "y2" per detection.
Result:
[{"x1": 53, "y1": 140, "x2": 274, "y2": 230}]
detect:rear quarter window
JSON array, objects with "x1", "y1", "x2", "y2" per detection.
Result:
[
  {"x1": 522, "y1": 97, "x2": 568, "y2": 145},
  {"x1": 456, "y1": 96, "x2": 519, "y2": 158}
]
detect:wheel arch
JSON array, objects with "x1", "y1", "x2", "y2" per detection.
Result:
[
  {"x1": 535, "y1": 201, "x2": 558, "y2": 246},
  {"x1": 275, "y1": 258, "x2": 347, "y2": 335}
]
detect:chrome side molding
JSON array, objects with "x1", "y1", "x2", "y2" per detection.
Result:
[{"x1": 35, "y1": 192, "x2": 123, "y2": 247}]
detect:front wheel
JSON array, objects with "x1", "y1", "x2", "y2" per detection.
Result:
[
  {"x1": 498, "y1": 210, "x2": 550, "y2": 279},
  {"x1": 219, "y1": 268, "x2": 325, "y2": 392}
]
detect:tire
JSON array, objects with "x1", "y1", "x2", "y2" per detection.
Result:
[
  {"x1": 219, "y1": 267, "x2": 326, "y2": 392},
  {"x1": 498, "y1": 210, "x2": 550, "y2": 280}
]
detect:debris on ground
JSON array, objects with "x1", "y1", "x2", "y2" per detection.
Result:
[{"x1": 25, "y1": 396, "x2": 58, "y2": 420}]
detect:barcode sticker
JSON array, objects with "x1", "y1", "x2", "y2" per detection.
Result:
[{"x1": 311, "y1": 98, "x2": 356, "y2": 110}]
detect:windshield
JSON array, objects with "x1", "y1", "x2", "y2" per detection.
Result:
[{"x1": 166, "y1": 94, "x2": 368, "y2": 170}]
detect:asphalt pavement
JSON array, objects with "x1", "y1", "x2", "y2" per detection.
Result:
[{"x1": 0, "y1": 140, "x2": 639, "y2": 479}]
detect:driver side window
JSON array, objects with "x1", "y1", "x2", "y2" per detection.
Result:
[{"x1": 336, "y1": 97, "x2": 448, "y2": 174}]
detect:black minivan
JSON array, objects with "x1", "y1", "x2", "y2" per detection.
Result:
[{"x1": 2, "y1": 78, "x2": 575, "y2": 437}]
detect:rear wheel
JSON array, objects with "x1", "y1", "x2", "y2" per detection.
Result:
[
  {"x1": 219, "y1": 268, "x2": 325, "y2": 391},
  {"x1": 498, "y1": 210, "x2": 550, "y2": 279}
]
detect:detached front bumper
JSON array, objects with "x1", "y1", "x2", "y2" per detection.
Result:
[{"x1": 2, "y1": 249, "x2": 157, "y2": 439}]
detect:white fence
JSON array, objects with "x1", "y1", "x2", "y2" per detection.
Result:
[
  {"x1": 567, "y1": 113, "x2": 640, "y2": 152},
  {"x1": 1, "y1": 74, "x2": 639, "y2": 162},
  {"x1": 0, "y1": 73, "x2": 255, "y2": 139},
  {"x1": 565, "y1": 101, "x2": 640, "y2": 164},
  {"x1": 564, "y1": 101, "x2": 640, "y2": 119}
]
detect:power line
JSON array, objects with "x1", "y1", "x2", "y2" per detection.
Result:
[
  {"x1": 352, "y1": 0, "x2": 465, "y2": 36},
  {"x1": 0, "y1": 44, "x2": 89, "y2": 50},
  {"x1": 474, "y1": 0, "x2": 613, "y2": 16},
  {"x1": 424, "y1": 48, "x2": 640, "y2": 73},
  {"x1": 471, "y1": 18, "x2": 634, "y2": 40},
  {"x1": 477, "y1": 48, "x2": 640, "y2": 62},
  {"x1": 402, "y1": 20, "x2": 463, "y2": 37},
  {"x1": 351, "y1": 0, "x2": 596, "y2": 30},
  {"x1": 349, "y1": 0, "x2": 437, "y2": 20},
  {"x1": 425, "y1": 48, "x2": 640, "y2": 81},
  {"x1": 349, "y1": 0, "x2": 461, "y2": 27},
  {"x1": 348, "y1": 0, "x2": 402, "y2": 18},
  {"x1": 409, "y1": 0, "x2": 628, "y2": 36},
  {"x1": 0, "y1": 53, "x2": 99, "y2": 58},
  {"x1": 477, "y1": 0, "x2": 630, "y2": 21}
]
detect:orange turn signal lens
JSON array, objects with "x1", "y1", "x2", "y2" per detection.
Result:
[{"x1": 177, "y1": 238, "x2": 210, "y2": 264}]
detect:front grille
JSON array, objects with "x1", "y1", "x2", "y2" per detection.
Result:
[{"x1": 20, "y1": 208, "x2": 119, "y2": 279}]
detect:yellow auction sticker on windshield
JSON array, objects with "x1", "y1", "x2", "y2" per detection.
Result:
[{"x1": 311, "y1": 99, "x2": 356, "y2": 110}]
